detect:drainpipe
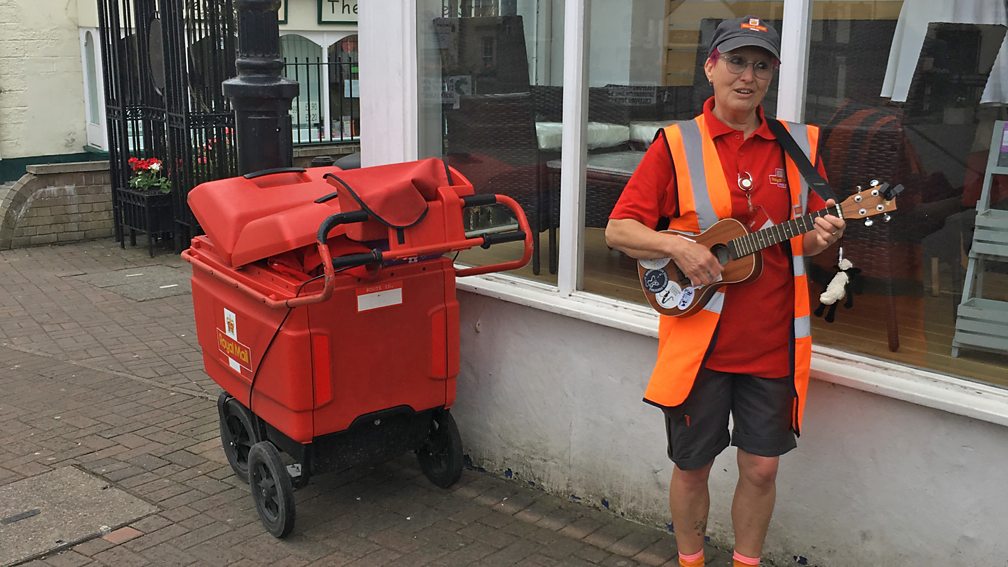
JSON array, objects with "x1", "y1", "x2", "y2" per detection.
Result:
[{"x1": 223, "y1": 0, "x2": 299, "y2": 174}]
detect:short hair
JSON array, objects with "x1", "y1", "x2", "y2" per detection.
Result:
[{"x1": 707, "y1": 47, "x2": 721, "y2": 66}]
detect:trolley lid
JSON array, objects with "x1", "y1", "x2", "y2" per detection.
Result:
[
  {"x1": 187, "y1": 166, "x2": 345, "y2": 267},
  {"x1": 325, "y1": 158, "x2": 456, "y2": 242}
]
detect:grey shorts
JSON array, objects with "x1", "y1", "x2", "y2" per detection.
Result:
[{"x1": 662, "y1": 367, "x2": 798, "y2": 470}]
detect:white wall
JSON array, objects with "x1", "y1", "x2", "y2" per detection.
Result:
[
  {"x1": 77, "y1": 0, "x2": 99, "y2": 28},
  {"x1": 359, "y1": 0, "x2": 417, "y2": 166},
  {"x1": 453, "y1": 292, "x2": 1008, "y2": 566},
  {"x1": 0, "y1": 0, "x2": 86, "y2": 159}
]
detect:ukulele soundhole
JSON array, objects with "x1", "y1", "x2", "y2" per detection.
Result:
[{"x1": 711, "y1": 243, "x2": 731, "y2": 266}]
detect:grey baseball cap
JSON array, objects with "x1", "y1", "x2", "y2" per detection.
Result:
[{"x1": 709, "y1": 16, "x2": 781, "y2": 60}]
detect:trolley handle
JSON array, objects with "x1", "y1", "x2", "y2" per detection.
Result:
[
  {"x1": 481, "y1": 230, "x2": 527, "y2": 249},
  {"x1": 461, "y1": 194, "x2": 498, "y2": 207},
  {"x1": 243, "y1": 167, "x2": 306, "y2": 180},
  {"x1": 455, "y1": 194, "x2": 533, "y2": 277},
  {"x1": 317, "y1": 210, "x2": 370, "y2": 243},
  {"x1": 331, "y1": 250, "x2": 384, "y2": 270}
]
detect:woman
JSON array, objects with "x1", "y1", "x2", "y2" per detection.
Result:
[{"x1": 605, "y1": 16, "x2": 845, "y2": 567}]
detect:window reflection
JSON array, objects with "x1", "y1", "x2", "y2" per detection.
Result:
[
  {"x1": 805, "y1": 5, "x2": 1007, "y2": 386},
  {"x1": 579, "y1": 1, "x2": 783, "y2": 299},
  {"x1": 418, "y1": 0, "x2": 564, "y2": 282},
  {"x1": 578, "y1": 0, "x2": 1007, "y2": 385}
]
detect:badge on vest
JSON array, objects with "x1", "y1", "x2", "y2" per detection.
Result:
[{"x1": 769, "y1": 168, "x2": 787, "y2": 189}]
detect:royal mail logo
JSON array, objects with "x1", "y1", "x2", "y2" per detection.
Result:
[
  {"x1": 216, "y1": 329, "x2": 252, "y2": 371},
  {"x1": 742, "y1": 18, "x2": 767, "y2": 32},
  {"x1": 769, "y1": 168, "x2": 787, "y2": 188}
]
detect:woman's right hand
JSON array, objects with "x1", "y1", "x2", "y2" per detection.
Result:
[
  {"x1": 667, "y1": 233, "x2": 722, "y2": 287},
  {"x1": 606, "y1": 219, "x2": 721, "y2": 285}
]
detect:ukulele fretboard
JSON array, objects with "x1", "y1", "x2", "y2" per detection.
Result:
[{"x1": 729, "y1": 203, "x2": 842, "y2": 259}]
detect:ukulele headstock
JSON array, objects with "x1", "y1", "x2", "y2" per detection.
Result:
[{"x1": 838, "y1": 180, "x2": 901, "y2": 226}]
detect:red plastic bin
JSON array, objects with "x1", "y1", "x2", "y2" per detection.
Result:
[{"x1": 182, "y1": 158, "x2": 530, "y2": 538}]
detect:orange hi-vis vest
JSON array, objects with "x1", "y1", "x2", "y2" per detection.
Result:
[{"x1": 643, "y1": 115, "x2": 820, "y2": 432}]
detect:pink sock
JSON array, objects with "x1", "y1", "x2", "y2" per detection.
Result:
[
  {"x1": 678, "y1": 549, "x2": 705, "y2": 567},
  {"x1": 732, "y1": 550, "x2": 760, "y2": 566}
]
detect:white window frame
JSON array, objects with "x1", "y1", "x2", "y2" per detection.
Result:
[
  {"x1": 280, "y1": 30, "x2": 358, "y2": 144},
  {"x1": 359, "y1": 0, "x2": 1008, "y2": 427},
  {"x1": 80, "y1": 28, "x2": 108, "y2": 151}
]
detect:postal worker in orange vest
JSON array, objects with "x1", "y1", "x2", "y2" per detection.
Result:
[{"x1": 606, "y1": 16, "x2": 846, "y2": 567}]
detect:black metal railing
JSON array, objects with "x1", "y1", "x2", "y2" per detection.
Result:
[
  {"x1": 97, "y1": 0, "x2": 238, "y2": 252},
  {"x1": 283, "y1": 57, "x2": 360, "y2": 145}
]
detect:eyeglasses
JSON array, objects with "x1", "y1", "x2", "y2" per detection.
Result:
[{"x1": 721, "y1": 55, "x2": 775, "y2": 80}]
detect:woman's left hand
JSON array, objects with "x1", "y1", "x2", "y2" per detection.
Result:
[{"x1": 805, "y1": 199, "x2": 846, "y2": 255}]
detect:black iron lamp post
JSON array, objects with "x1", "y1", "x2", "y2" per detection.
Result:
[{"x1": 223, "y1": 0, "x2": 299, "y2": 174}]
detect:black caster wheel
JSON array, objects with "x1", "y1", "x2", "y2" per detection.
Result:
[
  {"x1": 417, "y1": 409, "x2": 464, "y2": 488},
  {"x1": 248, "y1": 441, "x2": 296, "y2": 538},
  {"x1": 217, "y1": 393, "x2": 257, "y2": 483}
]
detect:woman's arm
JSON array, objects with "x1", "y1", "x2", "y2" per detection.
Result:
[{"x1": 606, "y1": 218, "x2": 723, "y2": 286}]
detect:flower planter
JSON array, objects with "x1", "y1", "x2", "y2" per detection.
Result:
[{"x1": 116, "y1": 186, "x2": 173, "y2": 257}]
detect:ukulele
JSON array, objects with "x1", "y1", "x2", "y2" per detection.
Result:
[{"x1": 637, "y1": 181, "x2": 902, "y2": 317}]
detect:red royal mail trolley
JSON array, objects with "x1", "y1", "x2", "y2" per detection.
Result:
[{"x1": 182, "y1": 158, "x2": 530, "y2": 537}]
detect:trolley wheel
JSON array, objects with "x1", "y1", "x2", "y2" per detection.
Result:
[
  {"x1": 248, "y1": 441, "x2": 296, "y2": 538},
  {"x1": 417, "y1": 410, "x2": 464, "y2": 488},
  {"x1": 218, "y1": 394, "x2": 257, "y2": 483}
]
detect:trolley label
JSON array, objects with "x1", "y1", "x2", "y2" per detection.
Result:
[
  {"x1": 356, "y1": 280, "x2": 403, "y2": 312},
  {"x1": 219, "y1": 308, "x2": 251, "y2": 373}
]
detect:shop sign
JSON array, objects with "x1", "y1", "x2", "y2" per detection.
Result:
[{"x1": 318, "y1": 0, "x2": 358, "y2": 25}]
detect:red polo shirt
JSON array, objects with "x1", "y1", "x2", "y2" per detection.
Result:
[{"x1": 610, "y1": 98, "x2": 827, "y2": 378}]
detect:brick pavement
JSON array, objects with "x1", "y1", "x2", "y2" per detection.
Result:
[{"x1": 0, "y1": 240, "x2": 737, "y2": 566}]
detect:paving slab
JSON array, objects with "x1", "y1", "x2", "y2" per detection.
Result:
[
  {"x1": 0, "y1": 467, "x2": 157, "y2": 566},
  {"x1": 65, "y1": 264, "x2": 190, "y2": 301}
]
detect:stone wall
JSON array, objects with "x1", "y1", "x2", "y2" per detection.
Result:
[{"x1": 0, "y1": 161, "x2": 112, "y2": 249}]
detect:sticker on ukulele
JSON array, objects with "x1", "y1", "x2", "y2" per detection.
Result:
[
  {"x1": 639, "y1": 257, "x2": 671, "y2": 270},
  {"x1": 676, "y1": 286, "x2": 696, "y2": 310},
  {"x1": 656, "y1": 281, "x2": 684, "y2": 309},
  {"x1": 643, "y1": 269, "x2": 670, "y2": 293}
]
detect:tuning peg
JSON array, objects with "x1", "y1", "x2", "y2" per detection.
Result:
[
  {"x1": 883, "y1": 213, "x2": 891, "y2": 223},
  {"x1": 855, "y1": 185, "x2": 863, "y2": 192},
  {"x1": 864, "y1": 218, "x2": 874, "y2": 227},
  {"x1": 869, "y1": 179, "x2": 880, "y2": 187}
]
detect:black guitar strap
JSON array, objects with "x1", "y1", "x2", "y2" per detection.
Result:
[{"x1": 767, "y1": 118, "x2": 838, "y2": 203}]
